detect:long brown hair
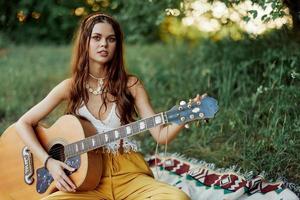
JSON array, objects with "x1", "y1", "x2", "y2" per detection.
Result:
[{"x1": 66, "y1": 12, "x2": 138, "y2": 125}]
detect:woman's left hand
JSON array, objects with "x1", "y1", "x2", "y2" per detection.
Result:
[
  {"x1": 184, "y1": 93, "x2": 207, "y2": 128},
  {"x1": 192, "y1": 93, "x2": 207, "y2": 104}
]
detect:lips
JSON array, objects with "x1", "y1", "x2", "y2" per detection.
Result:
[{"x1": 97, "y1": 50, "x2": 108, "y2": 57}]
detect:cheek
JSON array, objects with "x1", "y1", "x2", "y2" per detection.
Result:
[
  {"x1": 89, "y1": 41, "x2": 97, "y2": 52},
  {"x1": 90, "y1": 39, "x2": 98, "y2": 50},
  {"x1": 111, "y1": 43, "x2": 117, "y2": 51},
  {"x1": 110, "y1": 43, "x2": 116, "y2": 53}
]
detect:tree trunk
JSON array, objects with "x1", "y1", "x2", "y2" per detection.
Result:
[{"x1": 284, "y1": 0, "x2": 300, "y2": 33}]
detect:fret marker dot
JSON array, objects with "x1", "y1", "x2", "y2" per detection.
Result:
[
  {"x1": 126, "y1": 127, "x2": 132, "y2": 134},
  {"x1": 155, "y1": 116, "x2": 162, "y2": 124},
  {"x1": 139, "y1": 121, "x2": 146, "y2": 130},
  {"x1": 115, "y1": 130, "x2": 119, "y2": 138}
]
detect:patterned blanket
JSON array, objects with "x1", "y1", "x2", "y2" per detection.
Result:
[{"x1": 146, "y1": 154, "x2": 300, "y2": 200}]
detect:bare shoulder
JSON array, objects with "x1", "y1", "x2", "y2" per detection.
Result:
[
  {"x1": 127, "y1": 76, "x2": 154, "y2": 118},
  {"x1": 53, "y1": 78, "x2": 72, "y2": 100},
  {"x1": 127, "y1": 76, "x2": 140, "y2": 87},
  {"x1": 127, "y1": 75, "x2": 142, "y2": 97},
  {"x1": 59, "y1": 78, "x2": 72, "y2": 89},
  {"x1": 17, "y1": 78, "x2": 73, "y2": 125}
]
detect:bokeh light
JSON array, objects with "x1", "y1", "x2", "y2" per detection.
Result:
[{"x1": 180, "y1": 0, "x2": 292, "y2": 35}]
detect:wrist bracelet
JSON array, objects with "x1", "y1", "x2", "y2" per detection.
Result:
[{"x1": 44, "y1": 155, "x2": 52, "y2": 170}]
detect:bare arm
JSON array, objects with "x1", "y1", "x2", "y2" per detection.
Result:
[
  {"x1": 15, "y1": 78, "x2": 76, "y2": 192},
  {"x1": 15, "y1": 79, "x2": 71, "y2": 163},
  {"x1": 128, "y1": 77, "x2": 201, "y2": 144}
]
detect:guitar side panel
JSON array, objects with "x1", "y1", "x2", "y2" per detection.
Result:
[{"x1": 76, "y1": 117, "x2": 103, "y2": 190}]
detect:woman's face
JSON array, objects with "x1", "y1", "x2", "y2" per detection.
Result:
[{"x1": 89, "y1": 22, "x2": 116, "y2": 65}]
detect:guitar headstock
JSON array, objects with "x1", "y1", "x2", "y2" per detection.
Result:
[{"x1": 166, "y1": 96, "x2": 219, "y2": 125}]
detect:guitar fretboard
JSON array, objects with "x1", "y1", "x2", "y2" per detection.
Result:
[{"x1": 64, "y1": 113, "x2": 166, "y2": 158}]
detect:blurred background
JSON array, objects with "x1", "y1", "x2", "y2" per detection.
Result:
[{"x1": 0, "y1": 0, "x2": 299, "y2": 184}]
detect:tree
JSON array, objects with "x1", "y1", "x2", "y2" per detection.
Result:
[
  {"x1": 283, "y1": 0, "x2": 300, "y2": 32},
  {"x1": 0, "y1": 0, "x2": 182, "y2": 44},
  {"x1": 211, "y1": 0, "x2": 300, "y2": 33}
]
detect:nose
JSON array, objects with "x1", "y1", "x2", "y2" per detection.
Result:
[{"x1": 100, "y1": 38, "x2": 108, "y2": 47}]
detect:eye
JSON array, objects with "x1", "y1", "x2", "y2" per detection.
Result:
[
  {"x1": 108, "y1": 37, "x2": 116, "y2": 43},
  {"x1": 92, "y1": 35, "x2": 101, "y2": 41}
]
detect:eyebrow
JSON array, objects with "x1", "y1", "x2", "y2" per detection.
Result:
[{"x1": 92, "y1": 33, "x2": 116, "y2": 37}]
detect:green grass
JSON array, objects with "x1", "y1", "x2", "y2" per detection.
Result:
[
  {"x1": 0, "y1": 30, "x2": 299, "y2": 184},
  {"x1": 0, "y1": 45, "x2": 70, "y2": 127}
]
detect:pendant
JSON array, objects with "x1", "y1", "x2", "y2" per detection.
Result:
[
  {"x1": 86, "y1": 83, "x2": 104, "y2": 96},
  {"x1": 92, "y1": 90, "x2": 98, "y2": 95}
]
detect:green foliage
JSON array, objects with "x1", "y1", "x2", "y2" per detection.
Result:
[
  {"x1": 108, "y1": 0, "x2": 181, "y2": 43},
  {"x1": 0, "y1": 0, "x2": 84, "y2": 43},
  {"x1": 1, "y1": 0, "x2": 296, "y2": 44},
  {"x1": 0, "y1": 30, "x2": 299, "y2": 182},
  {"x1": 0, "y1": 0, "x2": 181, "y2": 44},
  {"x1": 213, "y1": 0, "x2": 289, "y2": 22},
  {"x1": 202, "y1": 0, "x2": 300, "y2": 36}
]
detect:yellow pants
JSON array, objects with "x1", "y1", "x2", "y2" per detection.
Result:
[{"x1": 42, "y1": 151, "x2": 190, "y2": 200}]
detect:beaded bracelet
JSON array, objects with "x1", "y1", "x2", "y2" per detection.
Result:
[{"x1": 44, "y1": 155, "x2": 52, "y2": 170}]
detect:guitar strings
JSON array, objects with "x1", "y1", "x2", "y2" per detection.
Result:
[
  {"x1": 46, "y1": 96, "x2": 215, "y2": 160},
  {"x1": 44, "y1": 142, "x2": 98, "y2": 160},
  {"x1": 46, "y1": 115, "x2": 166, "y2": 160},
  {"x1": 47, "y1": 114, "x2": 166, "y2": 159},
  {"x1": 47, "y1": 129, "x2": 142, "y2": 160},
  {"x1": 154, "y1": 125, "x2": 162, "y2": 178},
  {"x1": 45, "y1": 101, "x2": 210, "y2": 163},
  {"x1": 43, "y1": 130, "x2": 130, "y2": 160},
  {"x1": 154, "y1": 124, "x2": 169, "y2": 179}
]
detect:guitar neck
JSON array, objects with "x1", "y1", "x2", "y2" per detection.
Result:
[{"x1": 64, "y1": 113, "x2": 167, "y2": 158}]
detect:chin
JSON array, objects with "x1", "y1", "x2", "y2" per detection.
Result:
[{"x1": 92, "y1": 57, "x2": 111, "y2": 65}]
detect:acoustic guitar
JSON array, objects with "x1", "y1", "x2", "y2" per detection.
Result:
[{"x1": 0, "y1": 96, "x2": 218, "y2": 199}]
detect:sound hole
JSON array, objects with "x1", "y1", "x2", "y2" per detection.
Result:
[{"x1": 48, "y1": 144, "x2": 65, "y2": 162}]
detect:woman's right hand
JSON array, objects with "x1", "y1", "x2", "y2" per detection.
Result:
[{"x1": 46, "y1": 158, "x2": 77, "y2": 192}]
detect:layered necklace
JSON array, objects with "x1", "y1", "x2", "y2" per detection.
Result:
[{"x1": 86, "y1": 73, "x2": 106, "y2": 95}]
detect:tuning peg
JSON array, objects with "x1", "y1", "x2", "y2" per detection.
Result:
[
  {"x1": 184, "y1": 124, "x2": 190, "y2": 129},
  {"x1": 187, "y1": 99, "x2": 193, "y2": 108},
  {"x1": 179, "y1": 101, "x2": 186, "y2": 106},
  {"x1": 199, "y1": 112, "x2": 204, "y2": 118},
  {"x1": 180, "y1": 116, "x2": 186, "y2": 122},
  {"x1": 192, "y1": 107, "x2": 200, "y2": 113}
]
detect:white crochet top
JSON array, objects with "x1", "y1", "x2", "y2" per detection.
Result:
[{"x1": 77, "y1": 102, "x2": 139, "y2": 154}]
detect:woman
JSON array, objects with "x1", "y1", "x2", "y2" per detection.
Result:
[{"x1": 16, "y1": 12, "x2": 200, "y2": 200}]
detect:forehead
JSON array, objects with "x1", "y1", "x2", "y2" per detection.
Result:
[{"x1": 91, "y1": 22, "x2": 115, "y2": 35}]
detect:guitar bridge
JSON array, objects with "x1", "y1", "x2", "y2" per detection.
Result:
[{"x1": 22, "y1": 146, "x2": 34, "y2": 185}]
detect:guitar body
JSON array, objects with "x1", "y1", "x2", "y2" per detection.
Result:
[{"x1": 0, "y1": 115, "x2": 102, "y2": 200}]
